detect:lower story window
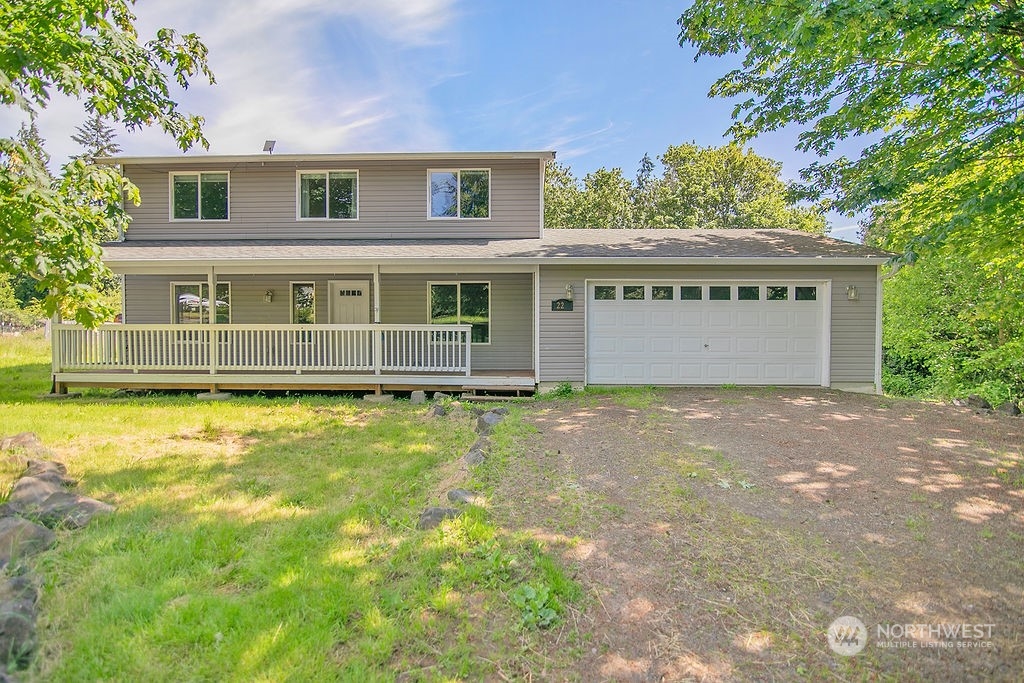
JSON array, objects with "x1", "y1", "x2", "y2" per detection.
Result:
[
  {"x1": 429, "y1": 282, "x2": 490, "y2": 343},
  {"x1": 173, "y1": 283, "x2": 230, "y2": 324}
]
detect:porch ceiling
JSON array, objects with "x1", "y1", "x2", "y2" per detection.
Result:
[{"x1": 103, "y1": 229, "x2": 891, "y2": 274}]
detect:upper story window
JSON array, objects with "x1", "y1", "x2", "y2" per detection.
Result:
[
  {"x1": 297, "y1": 171, "x2": 358, "y2": 219},
  {"x1": 171, "y1": 172, "x2": 229, "y2": 221},
  {"x1": 428, "y1": 169, "x2": 490, "y2": 219}
]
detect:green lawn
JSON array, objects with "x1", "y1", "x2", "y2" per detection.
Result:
[{"x1": 0, "y1": 332, "x2": 576, "y2": 680}]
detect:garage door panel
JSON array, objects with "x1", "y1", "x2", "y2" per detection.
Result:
[
  {"x1": 677, "y1": 336, "x2": 703, "y2": 353},
  {"x1": 650, "y1": 336, "x2": 675, "y2": 353},
  {"x1": 793, "y1": 337, "x2": 818, "y2": 353},
  {"x1": 587, "y1": 281, "x2": 824, "y2": 386},
  {"x1": 620, "y1": 336, "x2": 646, "y2": 353},
  {"x1": 735, "y1": 337, "x2": 760, "y2": 353},
  {"x1": 707, "y1": 311, "x2": 732, "y2": 328},
  {"x1": 651, "y1": 311, "x2": 675, "y2": 326}
]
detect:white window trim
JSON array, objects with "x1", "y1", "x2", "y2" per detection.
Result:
[
  {"x1": 426, "y1": 169, "x2": 491, "y2": 220},
  {"x1": 427, "y1": 280, "x2": 492, "y2": 345},
  {"x1": 168, "y1": 172, "x2": 230, "y2": 222},
  {"x1": 169, "y1": 281, "x2": 232, "y2": 324},
  {"x1": 295, "y1": 170, "x2": 359, "y2": 221},
  {"x1": 290, "y1": 281, "x2": 316, "y2": 324}
]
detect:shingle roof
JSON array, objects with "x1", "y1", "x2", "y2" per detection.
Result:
[{"x1": 103, "y1": 228, "x2": 891, "y2": 268}]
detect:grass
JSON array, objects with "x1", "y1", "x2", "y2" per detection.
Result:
[{"x1": 0, "y1": 331, "x2": 576, "y2": 680}]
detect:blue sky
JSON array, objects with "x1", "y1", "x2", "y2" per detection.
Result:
[{"x1": 3, "y1": 0, "x2": 862, "y2": 239}]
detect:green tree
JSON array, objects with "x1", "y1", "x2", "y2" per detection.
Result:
[
  {"x1": 544, "y1": 145, "x2": 826, "y2": 232},
  {"x1": 0, "y1": 0, "x2": 214, "y2": 325},
  {"x1": 71, "y1": 113, "x2": 123, "y2": 162},
  {"x1": 656, "y1": 143, "x2": 825, "y2": 232},
  {"x1": 678, "y1": 0, "x2": 1024, "y2": 260}
]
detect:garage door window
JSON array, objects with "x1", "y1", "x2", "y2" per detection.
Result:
[
  {"x1": 709, "y1": 286, "x2": 731, "y2": 301},
  {"x1": 795, "y1": 286, "x2": 817, "y2": 301},
  {"x1": 623, "y1": 285, "x2": 645, "y2": 300},
  {"x1": 738, "y1": 286, "x2": 759, "y2": 301},
  {"x1": 767, "y1": 286, "x2": 788, "y2": 301},
  {"x1": 652, "y1": 285, "x2": 673, "y2": 300},
  {"x1": 679, "y1": 286, "x2": 702, "y2": 301},
  {"x1": 594, "y1": 286, "x2": 616, "y2": 300}
]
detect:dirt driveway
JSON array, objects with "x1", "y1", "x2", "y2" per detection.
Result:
[{"x1": 489, "y1": 388, "x2": 1024, "y2": 681}]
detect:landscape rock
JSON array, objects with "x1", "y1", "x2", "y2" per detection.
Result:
[
  {"x1": 410, "y1": 390, "x2": 426, "y2": 405},
  {"x1": 476, "y1": 411, "x2": 504, "y2": 435},
  {"x1": 426, "y1": 403, "x2": 446, "y2": 418},
  {"x1": 488, "y1": 406, "x2": 510, "y2": 416},
  {"x1": 967, "y1": 395, "x2": 992, "y2": 410},
  {"x1": 447, "y1": 489, "x2": 484, "y2": 505},
  {"x1": 0, "y1": 518, "x2": 56, "y2": 568},
  {"x1": 23, "y1": 460, "x2": 75, "y2": 487},
  {"x1": 33, "y1": 492, "x2": 114, "y2": 530},
  {"x1": 0, "y1": 433, "x2": 51, "y2": 459},
  {"x1": 996, "y1": 401, "x2": 1022, "y2": 416},
  {"x1": 463, "y1": 449, "x2": 486, "y2": 467},
  {"x1": 952, "y1": 398, "x2": 969, "y2": 407},
  {"x1": 416, "y1": 507, "x2": 462, "y2": 530},
  {"x1": 6, "y1": 478, "x2": 64, "y2": 512},
  {"x1": 433, "y1": 392, "x2": 450, "y2": 401},
  {"x1": 362, "y1": 393, "x2": 394, "y2": 403},
  {"x1": 0, "y1": 575, "x2": 38, "y2": 669},
  {"x1": 471, "y1": 436, "x2": 491, "y2": 454}
]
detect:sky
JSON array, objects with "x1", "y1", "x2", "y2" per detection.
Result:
[{"x1": 3, "y1": 0, "x2": 863, "y2": 240}]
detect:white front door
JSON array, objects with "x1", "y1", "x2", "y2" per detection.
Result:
[{"x1": 328, "y1": 280, "x2": 370, "y2": 324}]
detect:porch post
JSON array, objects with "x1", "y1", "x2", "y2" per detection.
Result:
[
  {"x1": 373, "y1": 264, "x2": 381, "y2": 323},
  {"x1": 208, "y1": 267, "x2": 217, "y2": 378}
]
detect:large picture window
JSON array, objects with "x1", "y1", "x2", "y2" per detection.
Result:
[
  {"x1": 297, "y1": 171, "x2": 357, "y2": 219},
  {"x1": 429, "y1": 169, "x2": 490, "y2": 218},
  {"x1": 429, "y1": 282, "x2": 490, "y2": 343},
  {"x1": 171, "y1": 173, "x2": 229, "y2": 220},
  {"x1": 172, "y1": 283, "x2": 231, "y2": 324}
]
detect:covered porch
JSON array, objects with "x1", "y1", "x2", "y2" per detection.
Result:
[{"x1": 54, "y1": 243, "x2": 541, "y2": 394}]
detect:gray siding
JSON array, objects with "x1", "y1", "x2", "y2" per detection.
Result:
[
  {"x1": 379, "y1": 273, "x2": 534, "y2": 371},
  {"x1": 125, "y1": 273, "x2": 374, "y2": 325},
  {"x1": 538, "y1": 264, "x2": 879, "y2": 386},
  {"x1": 124, "y1": 271, "x2": 534, "y2": 372},
  {"x1": 123, "y1": 159, "x2": 541, "y2": 241}
]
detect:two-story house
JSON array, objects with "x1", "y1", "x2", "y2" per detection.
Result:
[{"x1": 50, "y1": 151, "x2": 889, "y2": 396}]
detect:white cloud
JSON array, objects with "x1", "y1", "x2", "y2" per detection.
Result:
[{"x1": 1, "y1": 0, "x2": 459, "y2": 162}]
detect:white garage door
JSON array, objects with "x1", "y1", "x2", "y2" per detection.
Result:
[{"x1": 587, "y1": 282, "x2": 826, "y2": 386}]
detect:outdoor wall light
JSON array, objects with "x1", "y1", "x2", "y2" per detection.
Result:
[
  {"x1": 565, "y1": 283, "x2": 574, "y2": 300},
  {"x1": 846, "y1": 285, "x2": 859, "y2": 301},
  {"x1": 264, "y1": 290, "x2": 274, "y2": 303}
]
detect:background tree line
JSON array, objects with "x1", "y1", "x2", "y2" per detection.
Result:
[{"x1": 545, "y1": 143, "x2": 827, "y2": 233}]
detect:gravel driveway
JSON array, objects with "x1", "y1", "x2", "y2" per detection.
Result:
[{"x1": 489, "y1": 388, "x2": 1024, "y2": 681}]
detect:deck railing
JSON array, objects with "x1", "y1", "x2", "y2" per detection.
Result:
[{"x1": 52, "y1": 324, "x2": 472, "y2": 376}]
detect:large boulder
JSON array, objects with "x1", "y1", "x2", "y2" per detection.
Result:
[
  {"x1": 0, "y1": 575, "x2": 39, "y2": 668},
  {"x1": 0, "y1": 518, "x2": 56, "y2": 568}
]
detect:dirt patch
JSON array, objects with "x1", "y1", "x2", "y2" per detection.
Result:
[{"x1": 489, "y1": 389, "x2": 1024, "y2": 681}]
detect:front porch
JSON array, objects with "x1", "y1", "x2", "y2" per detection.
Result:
[{"x1": 51, "y1": 323, "x2": 536, "y2": 394}]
